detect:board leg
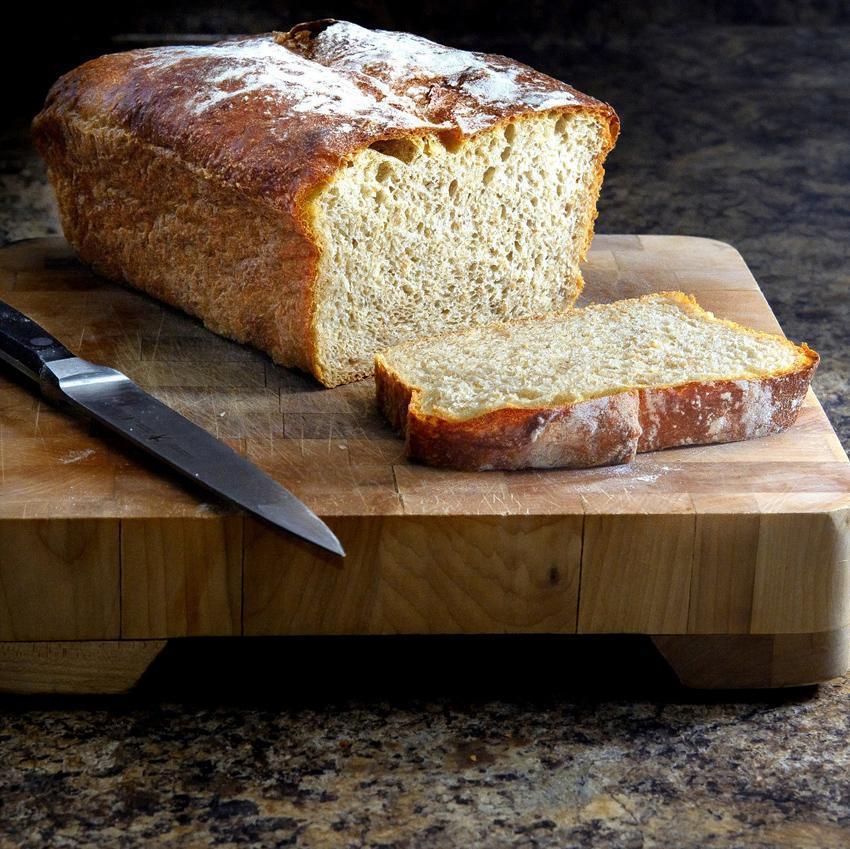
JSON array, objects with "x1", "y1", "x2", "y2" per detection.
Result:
[
  {"x1": 652, "y1": 628, "x2": 850, "y2": 689},
  {"x1": 0, "y1": 640, "x2": 167, "y2": 695}
]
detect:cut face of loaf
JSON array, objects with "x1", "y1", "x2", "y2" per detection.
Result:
[
  {"x1": 312, "y1": 111, "x2": 609, "y2": 382},
  {"x1": 374, "y1": 293, "x2": 819, "y2": 471},
  {"x1": 32, "y1": 20, "x2": 618, "y2": 387}
]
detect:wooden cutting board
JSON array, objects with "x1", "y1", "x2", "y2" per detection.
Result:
[{"x1": 1, "y1": 235, "x2": 848, "y2": 693}]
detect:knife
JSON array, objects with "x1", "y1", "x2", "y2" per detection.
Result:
[{"x1": 0, "y1": 299, "x2": 345, "y2": 557}]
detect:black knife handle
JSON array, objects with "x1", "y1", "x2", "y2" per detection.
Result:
[{"x1": 0, "y1": 299, "x2": 74, "y2": 384}]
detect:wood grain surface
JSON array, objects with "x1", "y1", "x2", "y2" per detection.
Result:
[
  {"x1": 1, "y1": 236, "x2": 848, "y2": 674},
  {"x1": 0, "y1": 640, "x2": 166, "y2": 694}
]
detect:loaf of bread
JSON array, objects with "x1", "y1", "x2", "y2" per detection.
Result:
[
  {"x1": 375, "y1": 293, "x2": 818, "y2": 471},
  {"x1": 32, "y1": 19, "x2": 619, "y2": 387}
]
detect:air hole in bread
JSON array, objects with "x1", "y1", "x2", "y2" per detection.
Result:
[
  {"x1": 434, "y1": 130, "x2": 462, "y2": 153},
  {"x1": 369, "y1": 138, "x2": 420, "y2": 164}
]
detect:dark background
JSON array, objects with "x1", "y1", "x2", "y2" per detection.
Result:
[
  {"x1": 9, "y1": 1, "x2": 850, "y2": 114},
  {"x1": 4, "y1": 0, "x2": 849, "y2": 442}
]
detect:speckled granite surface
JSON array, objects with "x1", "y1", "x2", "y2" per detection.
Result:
[
  {"x1": 3, "y1": 638, "x2": 850, "y2": 848},
  {"x1": 1, "y1": 21, "x2": 849, "y2": 849}
]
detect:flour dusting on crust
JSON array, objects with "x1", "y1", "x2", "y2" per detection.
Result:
[
  {"x1": 291, "y1": 21, "x2": 581, "y2": 132},
  {"x1": 137, "y1": 38, "x2": 434, "y2": 127},
  {"x1": 132, "y1": 22, "x2": 585, "y2": 134},
  {"x1": 736, "y1": 380, "x2": 777, "y2": 437}
]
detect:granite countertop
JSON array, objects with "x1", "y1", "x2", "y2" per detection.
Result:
[
  {"x1": 4, "y1": 640, "x2": 850, "y2": 848},
  {"x1": 2, "y1": 20, "x2": 849, "y2": 849}
]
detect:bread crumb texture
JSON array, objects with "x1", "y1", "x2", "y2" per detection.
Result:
[
  {"x1": 377, "y1": 293, "x2": 811, "y2": 421},
  {"x1": 312, "y1": 111, "x2": 607, "y2": 382}
]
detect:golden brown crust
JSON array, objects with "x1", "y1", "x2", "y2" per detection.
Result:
[
  {"x1": 32, "y1": 21, "x2": 618, "y2": 387},
  {"x1": 405, "y1": 395, "x2": 643, "y2": 471},
  {"x1": 636, "y1": 355, "x2": 819, "y2": 452},
  {"x1": 374, "y1": 358, "x2": 416, "y2": 433},
  {"x1": 33, "y1": 116, "x2": 317, "y2": 370},
  {"x1": 375, "y1": 330, "x2": 819, "y2": 472}
]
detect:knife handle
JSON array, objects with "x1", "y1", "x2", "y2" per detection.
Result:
[{"x1": 0, "y1": 299, "x2": 74, "y2": 384}]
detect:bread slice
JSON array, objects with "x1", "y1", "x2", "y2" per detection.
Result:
[
  {"x1": 32, "y1": 20, "x2": 618, "y2": 387},
  {"x1": 375, "y1": 292, "x2": 819, "y2": 471}
]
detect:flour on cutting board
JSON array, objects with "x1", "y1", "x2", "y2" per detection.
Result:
[
  {"x1": 59, "y1": 448, "x2": 95, "y2": 465},
  {"x1": 569, "y1": 458, "x2": 682, "y2": 489},
  {"x1": 601, "y1": 460, "x2": 680, "y2": 485}
]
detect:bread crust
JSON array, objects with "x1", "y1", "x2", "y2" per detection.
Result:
[
  {"x1": 32, "y1": 20, "x2": 618, "y2": 387},
  {"x1": 374, "y1": 307, "x2": 820, "y2": 472}
]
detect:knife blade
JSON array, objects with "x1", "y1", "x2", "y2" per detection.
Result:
[{"x1": 0, "y1": 298, "x2": 344, "y2": 557}]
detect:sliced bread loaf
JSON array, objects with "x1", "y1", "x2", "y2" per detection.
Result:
[
  {"x1": 33, "y1": 20, "x2": 618, "y2": 387},
  {"x1": 374, "y1": 292, "x2": 818, "y2": 471}
]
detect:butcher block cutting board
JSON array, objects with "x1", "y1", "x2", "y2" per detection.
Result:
[{"x1": 1, "y1": 235, "x2": 848, "y2": 693}]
